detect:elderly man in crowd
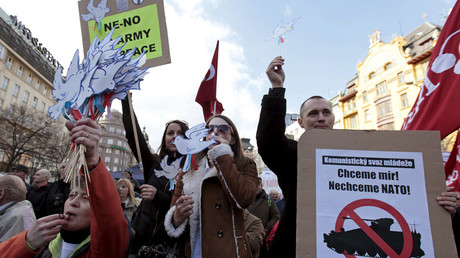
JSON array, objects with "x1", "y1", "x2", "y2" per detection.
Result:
[
  {"x1": 10, "y1": 165, "x2": 31, "y2": 191},
  {"x1": 0, "y1": 175, "x2": 36, "y2": 242},
  {"x1": 26, "y1": 169, "x2": 51, "y2": 219},
  {"x1": 0, "y1": 118, "x2": 129, "y2": 257}
]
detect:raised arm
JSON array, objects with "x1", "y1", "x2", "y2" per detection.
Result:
[
  {"x1": 121, "y1": 98, "x2": 156, "y2": 182},
  {"x1": 256, "y1": 57, "x2": 297, "y2": 188},
  {"x1": 66, "y1": 118, "x2": 129, "y2": 257}
]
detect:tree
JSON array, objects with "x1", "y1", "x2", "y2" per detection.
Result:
[{"x1": 0, "y1": 104, "x2": 69, "y2": 174}]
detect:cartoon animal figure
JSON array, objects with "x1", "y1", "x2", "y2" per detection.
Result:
[
  {"x1": 49, "y1": 27, "x2": 147, "y2": 121},
  {"x1": 81, "y1": 0, "x2": 110, "y2": 30},
  {"x1": 172, "y1": 123, "x2": 218, "y2": 171},
  {"x1": 267, "y1": 17, "x2": 301, "y2": 41},
  {"x1": 154, "y1": 155, "x2": 183, "y2": 180},
  {"x1": 154, "y1": 156, "x2": 184, "y2": 190},
  {"x1": 48, "y1": 50, "x2": 97, "y2": 120}
]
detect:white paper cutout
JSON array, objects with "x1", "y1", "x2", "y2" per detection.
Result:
[
  {"x1": 266, "y1": 17, "x2": 301, "y2": 41},
  {"x1": 49, "y1": 27, "x2": 148, "y2": 120},
  {"x1": 154, "y1": 155, "x2": 184, "y2": 190},
  {"x1": 172, "y1": 123, "x2": 218, "y2": 171},
  {"x1": 81, "y1": 0, "x2": 110, "y2": 30},
  {"x1": 154, "y1": 155, "x2": 184, "y2": 180}
]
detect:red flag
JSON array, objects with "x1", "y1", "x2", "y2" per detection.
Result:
[
  {"x1": 402, "y1": 1, "x2": 460, "y2": 139},
  {"x1": 195, "y1": 41, "x2": 224, "y2": 121},
  {"x1": 444, "y1": 132, "x2": 460, "y2": 191}
]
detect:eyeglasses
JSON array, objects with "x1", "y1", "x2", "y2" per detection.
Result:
[{"x1": 207, "y1": 124, "x2": 232, "y2": 134}]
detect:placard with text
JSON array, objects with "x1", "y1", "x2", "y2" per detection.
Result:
[
  {"x1": 78, "y1": 0, "x2": 170, "y2": 69},
  {"x1": 297, "y1": 129, "x2": 457, "y2": 257}
]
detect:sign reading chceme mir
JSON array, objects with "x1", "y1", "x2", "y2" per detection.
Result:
[{"x1": 78, "y1": 0, "x2": 170, "y2": 69}]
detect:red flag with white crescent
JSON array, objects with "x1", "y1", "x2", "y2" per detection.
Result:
[
  {"x1": 402, "y1": 1, "x2": 460, "y2": 139},
  {"x1": 444, "y1": 132, "x2": 460, "y2": 191},
  {"x1": 195, "y1": 41, "x2": 224, "y2": 121}
]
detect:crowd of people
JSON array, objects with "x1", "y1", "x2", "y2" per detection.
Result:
[{"x1": 0, "y1": 56, "x2": 458, "y2": 258}]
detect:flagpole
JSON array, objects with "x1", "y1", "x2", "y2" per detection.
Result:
[
  {"x1": 213, "y1": 100, "x2": 217, "y2": 117},
  {"x1": 127, "y1": 91, "x2": 144, "y2": 173}
]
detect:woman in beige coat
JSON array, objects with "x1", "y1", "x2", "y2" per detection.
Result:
[{"x1": 164, "y1": 115, "x2": 259, "y2": 258}]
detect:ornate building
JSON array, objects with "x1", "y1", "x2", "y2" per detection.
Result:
[
  {"x1": 98, "y1": 109, "x2": 134, "y2": 172},
  {"x1": 338, "y1": 22, "x2": 442, "y2": 131},
  {"x1": 0, "y1": 8, "x2": 67, "y2": 174}
]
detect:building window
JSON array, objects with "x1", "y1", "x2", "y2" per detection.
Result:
[
  {"x1": 378, "y1": 122, "x2": 395, "y2": 130},
  {"x1": 376, "y1": 81, "x2": 388, "y2": 97},
  {"x1": 26, "y1": 116, "x2": 32, "y2": 126},
  {"x1": 32, "y1": 96, "x2": 38, "y2": 108},
  {"x1": 23, "y1": 91, "x2": 30, "y2": 103},
  {"x1": 384, "y1": 62, "x2": 392, "y2": 71},
  {"x1": 107, "y1": 139, "x2": 114, "y2": 144},
  {"x1": 104, "y1": 157, "x2": 111, "y2": 163},
  {"x1": 344, "y1": 114, "x2": 359, "y2": 129},
  {"x1": 106, "y1": 148, "x2": 112, "y2": 154},
  {"x1": 108, "y1": 127, "x2": 115, "y2": 133},
  {"x1": 27, "y1": 74, "x2": 33, "y2": 84},
  {"x1": 376, "y1": 100, "x2": 393, "y2": 119},
  {"x1": 114, "y1": 158, "x2": 119, "y2": 164},
  {"x1": 13, "y1": 84, "x2": 20, "y2": 97},
  {"x1": 1, "y1": 77, "x2": 9, "y2": 90},
  {"x1": 6, "y1": 57, "x2": 13, "y2": 69},
  {"x1": 365, "y1": 109, "x2": 371, "y2": 122},
  {"x1": 397, "y1": 72, "x2": 405, "y2": 85},
  {"x1": 0, "y1": 45, "x2": 5, "y2": 59},
  {"x1": 113, "y1": 167, "x2": 118, "y2": 172},
  {"x1": 400, "y1": 93, "x2": 409, "y2": 108},
  {"x1": 43, "y1": 88, "x2": 48, "y2": 96},
  {"x1": 368, "y1": 72, "x2": 376, "y2": 80},
  {"x1": 39, "y1": 101, "x2": 45, "y2": 112},
  {"x1": 420, "y1": 39, "x2": 433, "y2": 51},
  {"x1": 117, "y1": 140, "x2": 122, "y2": 146},
  {"x1": 115, "y1": 149, "x2": 120, "y2": 154},
  {"x1": 17, "y1": 66, "x2": 24, "y2": 77},
  {"x1": 363, "y1": 91, "x2": 368, "y2": 102},
  {"x1": 35, "y1": 81, "x2": 40, "y2": 90}
]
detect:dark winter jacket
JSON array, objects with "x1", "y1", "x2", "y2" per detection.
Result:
[
  {"x1": 247, "y1": 189, "x2": 280, "y2": 234},
  {"x1": 122, "y1": 99, "x2": 175, "y2": 254},
  {"x1": 256, "y1": 87, "x2": 298, "y2": 258}
]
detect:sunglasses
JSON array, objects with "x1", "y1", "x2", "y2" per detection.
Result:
[{"x1": 207, "y1": 124, "x2": 232, "y2": 134}]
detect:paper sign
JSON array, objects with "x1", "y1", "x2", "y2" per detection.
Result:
[
  {"x1": 297, "y1": 129, "x2": 457, "y2": 257},
  {"x1": 316, "y1": 149, "x2": 432, "y2": 257},
  {"x1": 78, "y1": 0, "x2": 170, "y2": 69}
]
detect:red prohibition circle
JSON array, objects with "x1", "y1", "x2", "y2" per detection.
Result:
[{"x1": 334, "y1": 199, "x2": 413, "y2": 258}]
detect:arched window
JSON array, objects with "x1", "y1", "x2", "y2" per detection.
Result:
[
  {"x1": 368, "y1": 72, "x2": 376, "y2": 80},
  {"x1": 384, "y1": 62, "x2": 392, "y2": 71}
]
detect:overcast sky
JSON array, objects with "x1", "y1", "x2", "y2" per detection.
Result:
[{"x1": 0, "y1": 0, "x2": 455, "y2": 151}]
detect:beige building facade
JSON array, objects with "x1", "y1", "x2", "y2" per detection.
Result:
[
  {"x1": 0, "y1": 8, "x2": 69, "y2": 174},
  {"x1": 339, "y1": 22, "x2": 442, "y2": 132},
  {"x1": 0, "y1": 10, "x2": 57, "y2": 118}
]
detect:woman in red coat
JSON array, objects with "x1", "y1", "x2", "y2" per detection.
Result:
[{"x1": 0, "y1": 118, "x2": 129, "y2": 257}]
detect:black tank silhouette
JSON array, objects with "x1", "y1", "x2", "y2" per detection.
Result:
[{"x1": 323, "y1": 217, "x2": 425, "y2": 257}]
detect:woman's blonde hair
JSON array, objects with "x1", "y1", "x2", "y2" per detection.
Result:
[{"x1": 117, "y1": 178, "x2": 137, "y2": 203}]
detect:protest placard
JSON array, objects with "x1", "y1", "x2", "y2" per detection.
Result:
[
  {"x1": 78, "y1": 0, "x2": 170, "y2": 69},
  {"x1": 297, "y1": 129, "x2": 456, "y2": 257}
]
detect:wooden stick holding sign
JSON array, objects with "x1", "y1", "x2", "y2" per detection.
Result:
[{"x1": 127, "y1": 91, "x2": 144, "y2": 173}]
